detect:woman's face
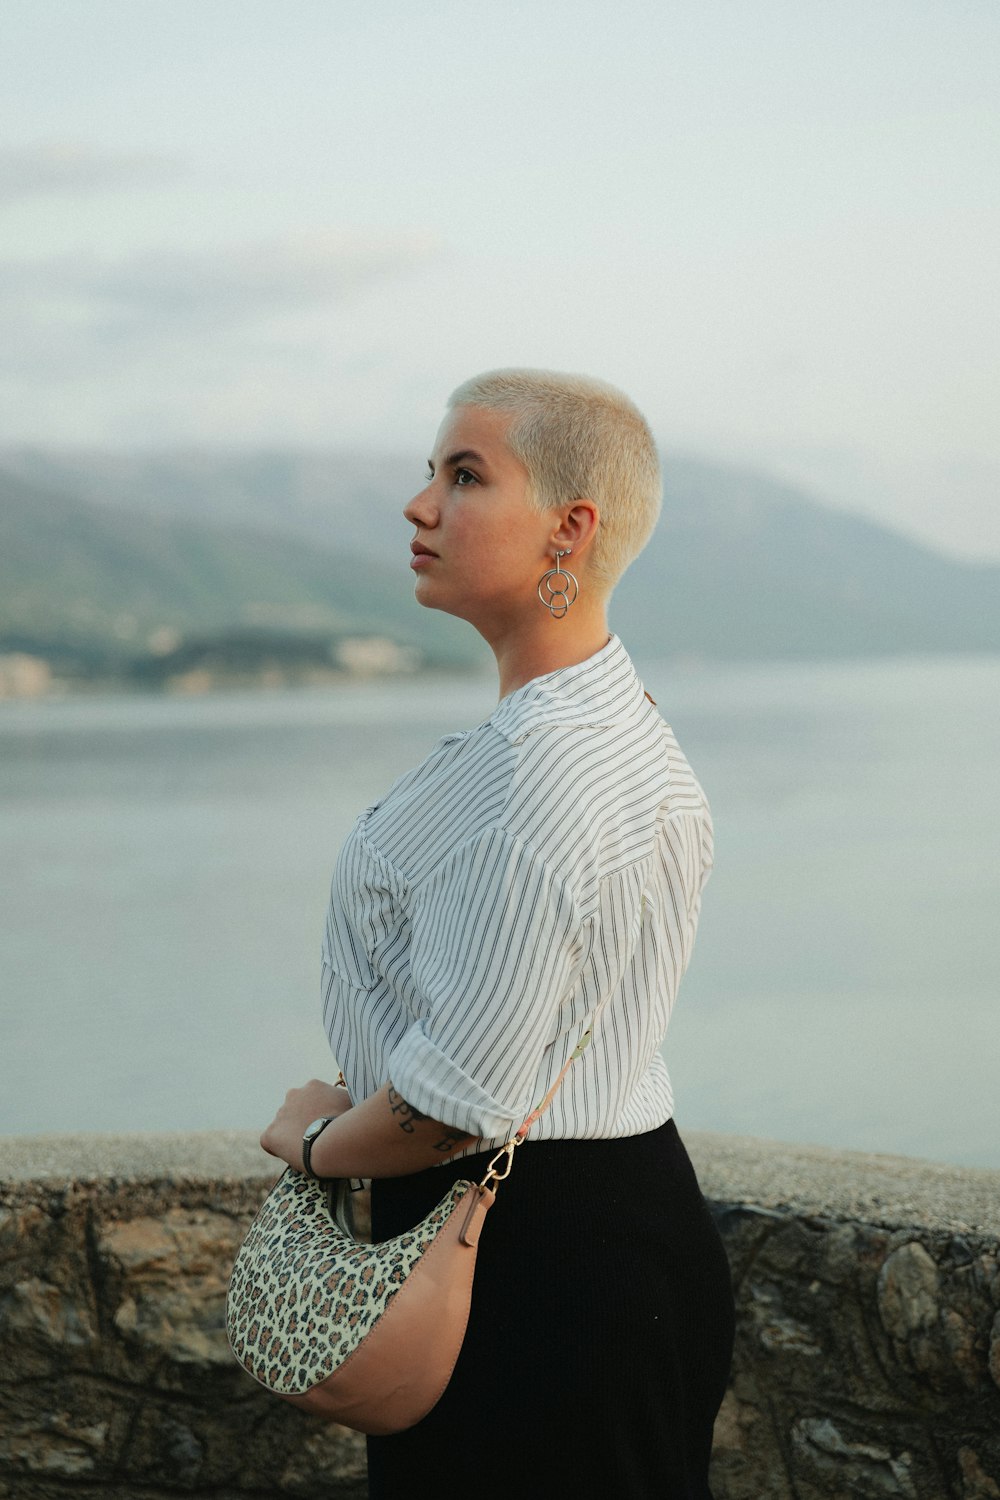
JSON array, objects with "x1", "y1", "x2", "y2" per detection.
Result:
[{"x1": 403, "y1": 404, "x2": 557, "y2": 631}]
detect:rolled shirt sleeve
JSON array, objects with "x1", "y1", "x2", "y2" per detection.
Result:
[{"x1": 387, "y1": 826, "x2": 586, "y2": 1140}]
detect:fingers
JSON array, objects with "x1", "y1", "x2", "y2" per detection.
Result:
[{"x1": 259, "y1": 1079, "x2": 348, "y2": 1162}]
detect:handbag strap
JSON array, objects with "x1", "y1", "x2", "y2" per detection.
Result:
[{"x1": 478, "y1": 998, "x2": 611, "y2": 1195}]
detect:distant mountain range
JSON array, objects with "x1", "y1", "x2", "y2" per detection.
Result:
[
  {"x1": 1, "y1": 447, "x2": 997, "y2": 681},
  {"x1": 0, "y1": 462, "x2": 478, "y2": 675}
]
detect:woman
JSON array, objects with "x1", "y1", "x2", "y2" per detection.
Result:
[{"x1": 262, "y1": 369, "x2": 734, "y2": 1498}]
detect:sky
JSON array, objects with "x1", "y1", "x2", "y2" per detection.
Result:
[{"x1": 1, "y1": 0, "x2": 998, "y2": 560}]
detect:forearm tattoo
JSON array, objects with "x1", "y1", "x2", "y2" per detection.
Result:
[
  {"x1": 387, "y1": 1087, "x2": 468, "y2": 1152},
  {"x1": 431, "y1": 1129, "x2": 467, "y2": 1154},
  {"x1": 387, "y1": 1085, "x2": 426, "y2": 1134}
]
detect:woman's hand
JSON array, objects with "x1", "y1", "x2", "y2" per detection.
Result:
[
  {"x1": 260, "y1": 1078, "x2": 353, "y2": 1170},
  {"x1": 262, "y1": 1079, "x2": 474, "y2": 1180}
]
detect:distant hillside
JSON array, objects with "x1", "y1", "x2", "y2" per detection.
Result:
[
  {"x1": 0, "y1": 448, "x2": 419, "y2": 561},
  {"x1": 617, "y1": 455, "x2": 1000, "y2": 659},
  {"x1": 0, "y1": 469, "x2": 480, "y2": 673},
  {"x1": 2, "y1": 448, "x2": 997, "y2": 671}
]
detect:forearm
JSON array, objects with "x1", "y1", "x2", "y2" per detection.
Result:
[{"x1": 307, "y1": 1082, "x2": 475, "y2": 1179}]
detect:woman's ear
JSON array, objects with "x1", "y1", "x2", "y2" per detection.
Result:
[{"x1": 551, "y1": 500, "x2": 600, "y2": 557}]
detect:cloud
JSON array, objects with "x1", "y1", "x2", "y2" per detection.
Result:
[
  {"x1": 0, "y1": 229, "x2": 443, "y2": 364},
  {"x1": 0, "y1": 142, "x2": 183, "y2": 204},
  {"x1": 90, "y1": 231, "x2": 441, "y2": 325}
]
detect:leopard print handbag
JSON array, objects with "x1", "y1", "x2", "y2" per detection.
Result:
[
  {"x1": 227, "y1": 1017, "x2": 605, "y2": 1434},
  {"x1": 226, "y1": 1159, "x2": 498, "y2": 1435}
]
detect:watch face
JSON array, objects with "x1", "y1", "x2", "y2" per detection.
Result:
[{"x1": 304, "y1": 1117, "x2": 329, "y2": 1140}]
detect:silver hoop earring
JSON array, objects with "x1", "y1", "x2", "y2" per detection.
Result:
[{"x1": 537, "y1": 549, "x2": 579, "y2": 619}]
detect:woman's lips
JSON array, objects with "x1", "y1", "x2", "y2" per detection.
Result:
[{"x1": 410, "y1": 544, "x2": 438, "y2": 569}]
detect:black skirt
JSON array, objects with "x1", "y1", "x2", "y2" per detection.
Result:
[{"x1": 367, "y1": 1119, "x2": 734, "y2": 1500}]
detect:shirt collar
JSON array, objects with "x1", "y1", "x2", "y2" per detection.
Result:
[{"x1": 489, "y1": 635, "x2": 648, "y2": 745}]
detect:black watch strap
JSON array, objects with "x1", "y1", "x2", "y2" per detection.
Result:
[{"x1": 301, "y1": 1116, "x2": 335, "y2": 1179}]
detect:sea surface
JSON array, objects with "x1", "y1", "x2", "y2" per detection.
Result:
[{"x1": 2, "y1": 653, "x2": 998, "y2": 1169}]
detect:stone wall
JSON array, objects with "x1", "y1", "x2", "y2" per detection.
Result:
[
  {"x1": 700, "y1": 1137, "x2": 1000, "y2": 1500},
  {"x1": 1, "y1": 1130, "x2": 998, "y2": 1499}
]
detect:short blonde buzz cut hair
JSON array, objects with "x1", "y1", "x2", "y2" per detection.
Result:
[{"x1": 447, "y1": 368, "x2": 662, "y2": 592}]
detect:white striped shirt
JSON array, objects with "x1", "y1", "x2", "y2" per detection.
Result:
[{"x1": 321, "y1": 635, "x2": 713, "y2": 1150}]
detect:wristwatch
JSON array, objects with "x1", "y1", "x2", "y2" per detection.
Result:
[{"x1": 301, "y1": 1115, "x2": 336, "y2": 1179}]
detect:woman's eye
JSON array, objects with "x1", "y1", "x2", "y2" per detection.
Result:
[{"x1": 455, "y1": 468, "x2": 476, "y2": 486}]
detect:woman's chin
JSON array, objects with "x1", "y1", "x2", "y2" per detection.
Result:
[
  {"x1": 412, "y1": 574, "x2": 435, "y2": 603},
  {"x1": 412, "y1": 579, "x2": 451, "y2": 616},
  {"x1": 413, "y1": 584, "x2": 481, "y2": 629}
]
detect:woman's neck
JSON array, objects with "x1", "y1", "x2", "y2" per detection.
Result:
[{"x1": 489, "y1": 601, "x2": 612, "y2": 700}]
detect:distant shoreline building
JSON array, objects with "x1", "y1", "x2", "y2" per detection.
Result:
[{"x1": 0, "y1": 653, "x2": 52, "y2": 700}]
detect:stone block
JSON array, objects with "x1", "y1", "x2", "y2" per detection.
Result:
[
  {"x1": 0, "y1": 1409, "x2": 110, "y2": 1479},
  {"x1": 990, "y1": 1310, "x2": 1000, "y2": 1391},
  {"x1": 790, "y1": 1415, "x2": 924, "y2": 1498},
  {"x1": 709, "y1": 1388, "x2": 793, "y2": 1500},
  {"x1": 959, "y1": 1445, "x2": 1000, "y2": 1499},
  {"x1": 0, "y1": 1277, "x2": 98, "y2": 1372},
  {"x1": 877, "y1": 1239, "x2": 1000, "y2": 1398},
  {"x1": 97, "y1": 1208, "x2": 245, "y2": 1380}
]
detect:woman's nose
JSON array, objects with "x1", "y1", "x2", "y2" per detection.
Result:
[{"x1": 403, "y1": 483, "x2": 437, "y2": 527}]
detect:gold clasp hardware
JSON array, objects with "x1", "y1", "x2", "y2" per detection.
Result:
[{"x1": 477, "y1": 1137, "x2": 520, "y2": 1193}]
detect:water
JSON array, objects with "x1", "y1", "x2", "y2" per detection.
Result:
[{"x1": 2, "y1": 655, "x2": 998, "y2": 1168}]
